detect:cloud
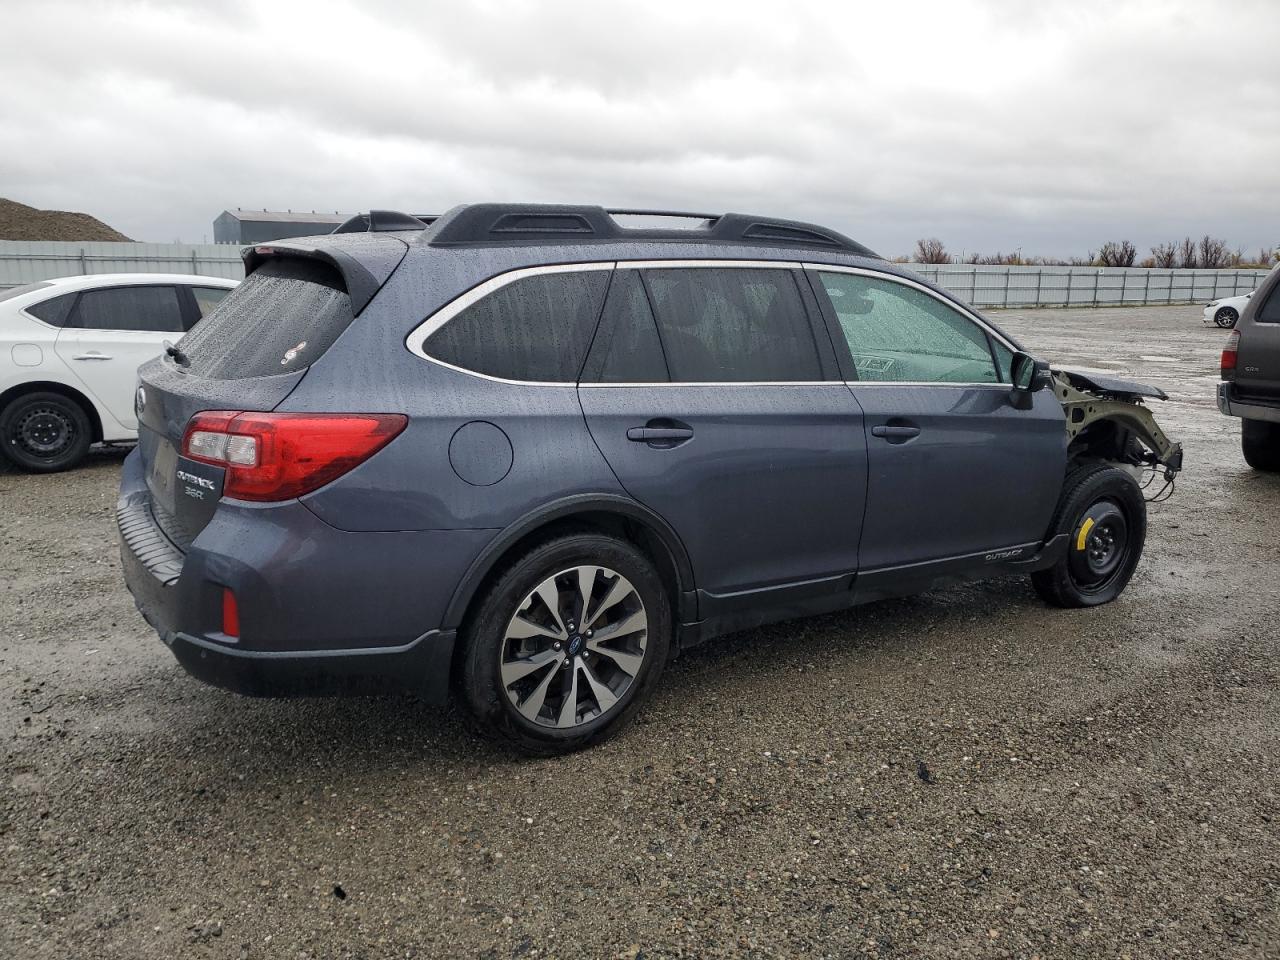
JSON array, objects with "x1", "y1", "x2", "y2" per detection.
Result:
[{"x1": 1, "y1": 0, "x2": 1277, "y2": 257}]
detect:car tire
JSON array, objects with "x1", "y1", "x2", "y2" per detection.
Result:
[
  {"x1": 459, "y1": 533, "x2": 671, "y2": 755},
  {"x1": 1241, "y1": 418, "x2": 1280, "y2": 472},
  {"x1": 1031, "y1": 463, "x2": 1147, "y2": 608},
  {"x1": 0, "y1": 391, "x2": 93, "y2": 473},
  {"x1": 1214, "y1": 307, "x2": 1239, "y2": 328}
]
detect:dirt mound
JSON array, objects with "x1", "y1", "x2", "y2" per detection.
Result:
[{"x1": 0, "y1": 197, "x2": 131, "y2": 242}]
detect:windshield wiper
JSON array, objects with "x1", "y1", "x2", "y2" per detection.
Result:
[{"x1": 163, "y1": 340, "x2": 190, "y2": 367}]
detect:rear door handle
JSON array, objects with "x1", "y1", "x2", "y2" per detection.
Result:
[
  {"x1": 627, "y1": 426, "x2": 694, "y2": 443},
  {"x1": 871, "y1": 424, "x2": 921, "y2": 442},
  {"x1": 73, "y1": 352, "x2": 113, "y2": 361}
]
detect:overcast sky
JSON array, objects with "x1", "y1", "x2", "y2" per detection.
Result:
[{"x1": 1, "y1": 0, "x2": 1277, "y2": 257}]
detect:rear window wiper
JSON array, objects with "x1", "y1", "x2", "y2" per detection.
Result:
[{"x1": 163, "y1": 340, "x2": 190, "y2": 367}]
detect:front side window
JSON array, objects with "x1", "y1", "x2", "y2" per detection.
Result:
[
  {"x1": 69, "y1": 285, "x2": 184, "y2": 333},
  {"x1": 816, "y1": 272, "x2": 1000, "y2": 384},
  {"x1": 991, "y1": 338, "x2": 1015, "y2": 382},
  {"x1": 425, "y1": 270, "x2": 610, "y2": 382},
  {"x1": 642, "y1": 268, "x2": 821, "y2": 382}
]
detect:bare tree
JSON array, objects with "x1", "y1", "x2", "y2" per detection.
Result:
[
  {"x1": 964, "y1": 251, "x2": 1024, "y2": 265},
  {"x1": 914, "y1": 238, "x2": 951, "y2": 264},
  {"x1": 1150, "y1": 242, "x2": 1178, "y2": 268},
  {"x1": 1095, "y1": 241, "x2": 1137, "y2": 267},
  {"x1": 1198, "y1": 235, "x2": 1230, "y2": 269},
  {"x1": 1178, "y1": 237, "x2": 1198, "y2": 269}
]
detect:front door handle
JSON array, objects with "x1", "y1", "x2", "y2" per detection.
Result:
[
  {"x1": 871, "y1": 424, "x2": 921, "y2": 442},
  {"x1": 73, "y1": 352, "x2": 113, "y2": 361},
  {"x1": 627, "y1": 426, "x2": 694, "y2": 443}
]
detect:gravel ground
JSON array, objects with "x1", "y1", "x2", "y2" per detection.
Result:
[{"x1": 2, "y1": 305, "x2": 1277, "y2": 959}]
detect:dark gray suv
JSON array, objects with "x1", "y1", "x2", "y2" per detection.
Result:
[
  {"x1": 118, "y1": 205, "x2": 1183, "y2": 753},
  {"x1": 1217, "y1": 264, "x2": 1280, "y2": 470}
]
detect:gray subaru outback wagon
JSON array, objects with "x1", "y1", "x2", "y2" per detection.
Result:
[{"x1": 118, "y1": 204, "x2": 1183, "y2": 754}]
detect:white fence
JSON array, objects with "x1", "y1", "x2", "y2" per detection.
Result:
[
  {"x1": 908, "y1": 263, "x2": 1271, "y2": 308},
  {"x1": 0, "y1": 240, "x2": 244, "y2": 289},
  {"x1": 0, "y1": 240, "x2": 1271, "y2": 309}
]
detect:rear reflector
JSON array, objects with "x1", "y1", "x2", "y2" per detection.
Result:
[
  {"x1": 182, "y1": 411, "x2": 408, "y2": 501},
  {"x1": 1221, "y1": 328, "x2": 1241, "y2": 378},
  {"x1": 222, "y1": 587, "x2": 240, "y2": 638}
]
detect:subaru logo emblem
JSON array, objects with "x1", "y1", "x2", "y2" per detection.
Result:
[{"x1": 135, "y1": 386, "x2": 146, "y2": 415}]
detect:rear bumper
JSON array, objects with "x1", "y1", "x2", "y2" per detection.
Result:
[
  {"x1": 164, "y1": 629, "x2": 455, "y2": 698},
  {"x1": 120, "y1": 520, "x2": 458, "y2": 700},
  {"x1": 1217, "y1": 382, "x2": 1280, "y2": 424},
  {"x1": 117, "y1": 447, "x2": 492, "y2": 702}
]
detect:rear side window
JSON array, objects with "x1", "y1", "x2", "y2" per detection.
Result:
[
  {"x1": 1258, "y1": 286, "x2": 1280, "y2": 323},
  {"x1": 25, "y1": 292, "x2": 77, "y2": 326},
  {"x1": 816, "y1": 272, "x2": 999, "y2": 384},
  {"x1": 68, "y1": 285, "x2": 184, "y2": 332},
  {"x1": 179, "y1": 259, "x2": 353, "y2": 380},
  {"x1": 642, "y1": 268, "x2": 821, "y2": 382},
  {"x1": 581, "y1": 270, "x2": 669, "y2": 383},
  {"x1": 425, "y1": 270, "x2": 610, "y2": 382}
]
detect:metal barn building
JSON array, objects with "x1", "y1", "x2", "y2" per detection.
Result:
[{"x1": 213, "y1": 209, "x2": 351, "y2": 244}]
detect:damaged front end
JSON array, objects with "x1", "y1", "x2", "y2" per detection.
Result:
[{"x1": 1051, "y1": 368, "x2": 1184, "y2": 494}]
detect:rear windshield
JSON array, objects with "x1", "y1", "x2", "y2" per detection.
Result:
[
  {"x1": 0, "y1": 281, "x2": 52, "y2": 303},
  {"x1": 178, "y1": 258, "x2": 354, "y2": 379}
]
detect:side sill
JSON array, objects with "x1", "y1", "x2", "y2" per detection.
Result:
[{"x1": 677, "y1": 537, "x2": 1067, "y2": 650}]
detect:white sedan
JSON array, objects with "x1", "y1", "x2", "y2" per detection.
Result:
[
  {"x1": 0, "y1": 273, "x2": 238, "y2": 471},
  {"x1": 1204, "y1": 291, "x2": 1252, "y2": 328}
]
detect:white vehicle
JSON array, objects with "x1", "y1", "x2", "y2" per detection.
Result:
[
  {"x1": 0, "y1": 273, "x2": 239, "y2": 472},
  {"x1": 1204, "y1": 291, "x2": 1253, "y2": 328}
]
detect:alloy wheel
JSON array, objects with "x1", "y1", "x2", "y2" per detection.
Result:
[{"x1": 500, "y1": 565, "x2": 649, "y2": 728}]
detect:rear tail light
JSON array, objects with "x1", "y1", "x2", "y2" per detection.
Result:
[
  {"x1": 182, "y1": 411, "x2": 408, "y2": 501},
  {"x1": 1221, "y1": 328, "x2": 1241, "y2": 378}
]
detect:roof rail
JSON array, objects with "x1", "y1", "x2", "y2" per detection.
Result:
[
  {"x1": 332, "y1": 210, "x2": 439, "y2": 234},
  {"x1": 415, "y1": 204, "x2": 877, "y2": 257}
]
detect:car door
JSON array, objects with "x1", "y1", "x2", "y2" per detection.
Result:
[
  {"x1": 805, "y1": 265, "x2": 1066, "y2": 598},
  {"x1": 578, "y1": 262, "x2": 869, "y2": 615},
  {"x1": 54, "y1": 284, "x2": 186, "y2": 431}
]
